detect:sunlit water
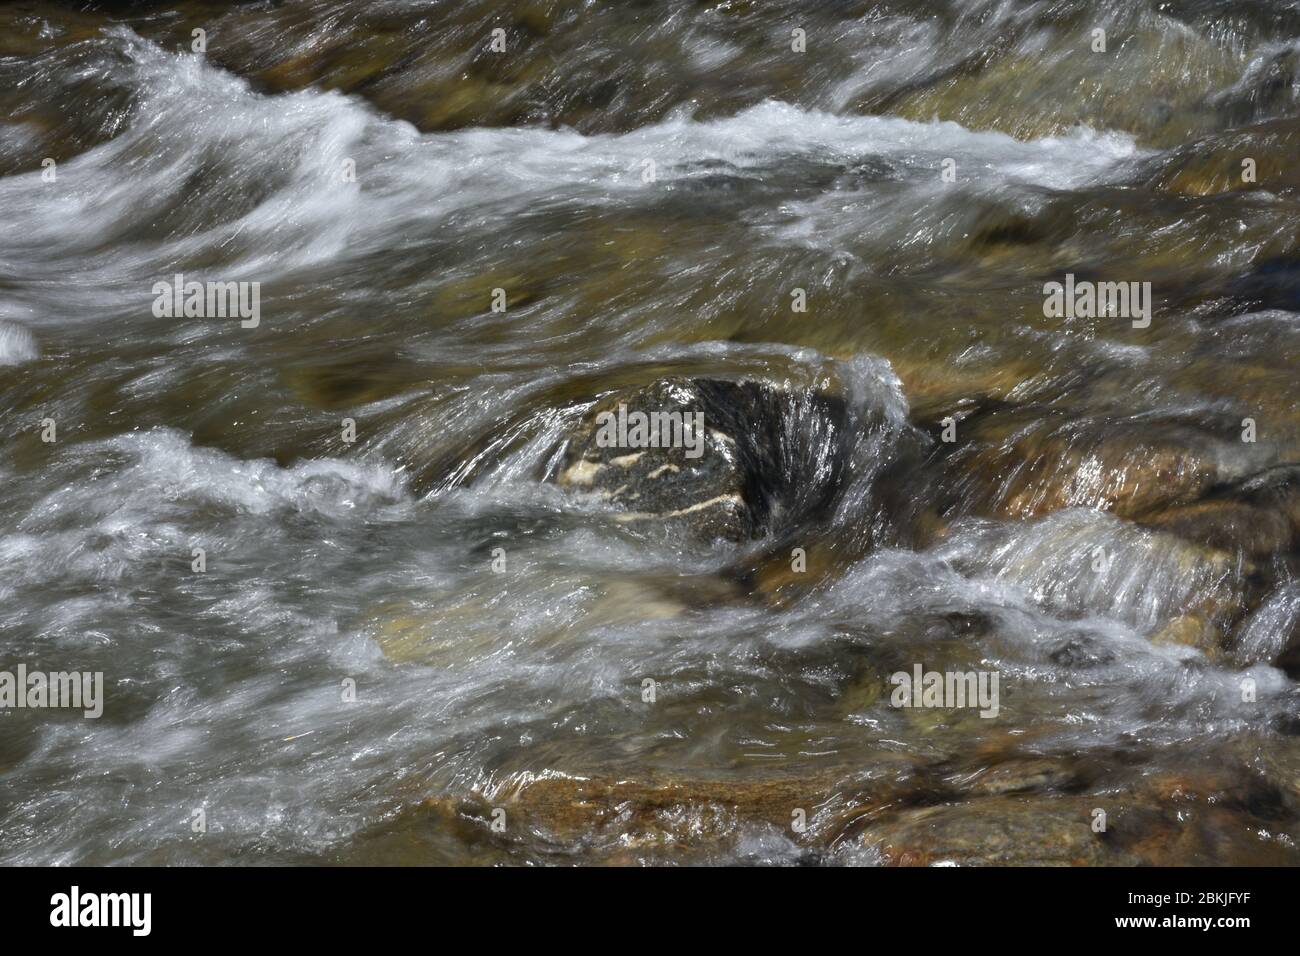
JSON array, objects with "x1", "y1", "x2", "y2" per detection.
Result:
[{"x1": 2, "y1": 1, "x2": 1300, "y2": 865}]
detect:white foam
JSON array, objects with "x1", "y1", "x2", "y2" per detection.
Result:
[
  {"x1": 1235, "y1": 583, "x2": 1300, "y2": 665},
  {"x1": 0, "y1": 320, "x2": 38, "y2": 365},
  {"x1": 933, "y1": 509, "x2": 1245, "y2": 634},
  {"x1": 3, "y1": 429, "x2": 409, "y2": 591},
  {"x1": 0, "y1": 32, "x2": 1142, "y2": 328}
]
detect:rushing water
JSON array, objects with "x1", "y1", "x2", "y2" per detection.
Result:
[{"x1": 2, "y1": 0, "x2": 1300, "y2": 865}]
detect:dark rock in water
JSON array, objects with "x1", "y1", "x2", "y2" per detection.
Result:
[
  {"x1": 1227, "y1": 464, "x2": 1300, "y2": 533},
  {"x1": 1212, "y1": 47, "x2": 1300, "y2": 133},
  {"x1": 1046, "y1": 632, "x2": 1118, "y2": 669},
  {"x1": 1276, "y1": 643, "x2": 1300, "y2": 681},
  {"x1": 1224, "y1": 256, "x2": 1300, "y2": 313},
  {"x1": 553, "y1": 378, "x2": 850, "y2": 544}
]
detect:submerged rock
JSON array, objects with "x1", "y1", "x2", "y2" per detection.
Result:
[
  {"x1": 439, "y1": 773, "x2": 823, "y2": 849},
  {"x1": 859, "y1": 788, "x2": 1299, "y2": 866},
  {"x1": 553, "y1": 378, "x2": 851, "y2": 544},
  {"x1": 1150, "y1": 613, "x2": 1222, "y2": 660},
  {"x1": 942, "y1": 757, "x2": 1089, "y2": 799},
  {"x1": 936, "y1": 508, "x2": 1252, "y2": 643},
  {"x1": 1142, "y1": 116, "x2": 1300, "y2": 197},
  {"x1": 556, "y1": 380, "x2": 750, "y2": 542},
  {"x1": 0, "y1": 7, "x2": 136, "y2": 175},
  {"x1": 860, "y1": 796, "x2": 1124, "y2": 866},
  {"x1": 873, "y1": 10, "x2": 1244, "y2": 149},
  {"x1": 1234, "y1": 583, "x2": 1300, "y2": 676},
  {"x1": 414, "y1": 755, "x2": 927, "y2": 863},
  {"x1": 915, "y1": 409, "x2": 1250, "y2": 522},
  {"x1": 1138, "y1": 497, "x2": 1295, "y2": 561}
]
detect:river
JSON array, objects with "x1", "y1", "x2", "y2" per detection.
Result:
[{"x1": 2, "y1": 0, "x2": 1299, "y2": 865}]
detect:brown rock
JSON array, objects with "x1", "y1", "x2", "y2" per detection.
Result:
[
  {"x1": 423, "y1": 764, "x2": 914, "y2": 858},
  {"x1": 860, "y1": 796, "x2": 1124, "y2": 866},
  {"x1": 1150, "y1": 613, "x2": 1224, "y2": 659},
  {"x1": 916, "y1": 410, "x2": 1244, "y2": 524},
  {"x1": 1142, "y1": 116, "x2": 1300, "y2": 197},
  {"x1": 1139, "y1": 498, "x2": 1295, "y2": 559}
]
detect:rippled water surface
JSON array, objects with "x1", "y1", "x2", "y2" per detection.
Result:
[{"x1": 2, "y1": 0, "x2": 1300, "y2": 865}]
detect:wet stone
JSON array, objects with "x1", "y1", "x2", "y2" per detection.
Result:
[
  {"x1": 859, "y1": 795, "x2": 1127, "y2": 867},
  {"x1": 553, "y1": 378, "x2": 851, "y2": 545}
]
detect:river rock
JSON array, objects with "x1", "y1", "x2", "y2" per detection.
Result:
[
  {"x1": 859, "y1": 795, "x2": 1125, "y2": 866},
  {"x1": 1143, "y1": 116, "x2": 1300, "y2": 196},
  {"x1": 936, "y1": 509, "x2": 1253, "y2": 639},
  {"x1": 0, "y1": 8, "x2": 136, "y2": 175},
  {"x1": 1150, "y1": 613, "x2": 1223, "y2": 660},
  {"x1": 1235, "y1": 584, "x2": 1300, "y2": 677},
  {"x1": 554, "y1": 378, "x2": 850, "y2": 544},
  {"x1": 942, "y1": 757, "x2": 1088, "y2": 799},
  {"x1": 1228, "y1": 465, "x2": 1300, "y2": 536},
  {"x1": 420, "y1": 763, "x2": 916, "y2": 862},
  {"x1": 859, "y1": 787, "x2": 1300, "y2": 866},
  {"x1": 915, "y1": 406, "x2": 1260, "y2": 523},
  {"x1": 875, "y1": 11, "x2": 1241, "y2": 149},
  {"x1": 1138, "y1": 498, "x2": 1294, "y2": 561}
]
